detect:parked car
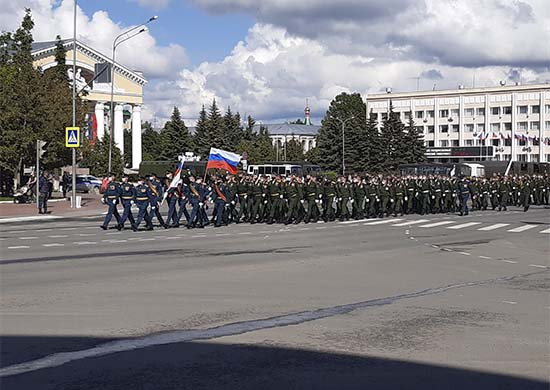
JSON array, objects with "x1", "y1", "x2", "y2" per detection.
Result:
[{"x1": 66, "y1": 175, "x2": 102, "y2": 193}]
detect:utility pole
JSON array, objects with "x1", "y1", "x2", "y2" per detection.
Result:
[{"x1": 71, "y1": 0, "x2": 77, "y2": 208}]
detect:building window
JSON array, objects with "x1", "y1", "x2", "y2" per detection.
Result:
[
  {"x1": 532, "y1": 154, "x2": 539, "y2": 162},
  {"x1": 492, "y1": 139, "x2": 500, "y2": 146},
  {"x1": 491, "y1": 107, "x2": 500, "y2": 116},
  {"x1": 439, "y1": 125, "x2": 449, "y2": 133},
  {"x1": 452, "y1": 124, "x2": 459, "y2": 133},
  {"x1": 381, "y1": 113, "x2": 388, "y2": 120},
  {"x1": 517, "y1": 154, "x2": 527, "y2": 162},
  {"x1": 450, "y1": 108, "x2": 459, "y2": 117},
  {"x1": 451, "y1": 140, "x2": 459, "y2": 147},
  {"x1": 517, "y1": 122, "x2": 528, "y2": 131},
  {"x1": 504, "y1": 122, "x2": 512, "y2": 131},
  {"x1": 465, "y1": 124, "x2": 474, "y2": 132},
  {"x1": 531, "y1": 105, "x2": 540, "y2": 114},
  {"x1": 476, "y1": 139, "x2": 486, "y2": 146},
  {"x1": 490, "y1": 123, "x2": 500, "y2": 133},
  {"x1": 426, "y1": 110, "x2": 435, "y2": 118},
  {"x1": 546, "y1": 154, "x2": 550, "y2": 163},
  {"x1": 476, "y1": 107, "x2": 485, "y2": 116},
  {"x1": 546, "y1": 121, "x2": 550, "y2": 131},
  {"x1": 503, "y1": 154, "x2": 512, "y2": 160},
  {"x1": 427, "y1": 141, "x2": 435, "y2": 147},
  {"x1": 546, "y1": 105, "x2": 550, "y2": 114},
  {"x1": 427, "y1": 126, "x2": 434, "y2": 133},
  {"x1": 465, "y1": 140, "x2": 474, "y2": 146},
  {"x1": 504, "y1": 138, "x2": 512, "y2": 147},
  {"x1": 415, "y1": 111, "x2": 424, "y2": 119},
  {"x1": 530, "y1": 122, "x2": 540, "y2": 131},
  {"x1": 503, "y1": 106, "x2": 512, "y2": 115},
  {"x1": 439, "y1": 109, "x2": 449, "y2": 118},
  {"x1": 518, "y1": 138, "x2": 527, "y2": 146},
  {"x1": 476, "y1": 123, "x2": 485, "y2": 133},
  {"x1": 464, "y1": 108, "x2": 475, "y2": 117},
  {"x1": 440, "y1": 140, "x2": 449, "y2": 147},
  {"x1": 403, "y1": 111, "x2": 411, "y2": 121},
  {"x1": 517, "y1": 105, "x2": 528, "y2": 114}
]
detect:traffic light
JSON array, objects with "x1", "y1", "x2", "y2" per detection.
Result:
[{"x1": 38, "y1": 140, "x2": 47, "y2": 158}]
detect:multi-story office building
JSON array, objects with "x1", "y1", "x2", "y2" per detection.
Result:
[{"x1": 365, "y1": 83, "x2": 550, "y2": 163}]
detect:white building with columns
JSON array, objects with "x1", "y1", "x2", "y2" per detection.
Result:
[
  {"x1": 366, "y1": 83, "x2": 550, "y2": 163},
  {"x1": 31, "y1": 39, "x2": 146, "y2": 169}
]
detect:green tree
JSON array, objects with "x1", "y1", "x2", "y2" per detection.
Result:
[
  {"x1": 142, "y1": 121, "x2": 162, "y2": 161},
  {"x1": 246, "y1": 125, "x2": 275, "y2": 164},
  {"x1": 305, "y1": 146, "x2": 321, "y2": 164},
  {"x1": 317, "y1": 92, "x2": 366, "y2": 174},
  {"x1": 284, "y1": 138, "x2": 304, "y2": 161},
  {"x1": 403, "y1": 114, "x2": 426, "y2": 163},
  {"x1": 159, "y1": 106, "x2": 193, "y2": 160},
  {"x1": 193, "y1": 105, "x2": 209, "y2": 158},
  {"x1": 380, "y1": 103, "x2": 408, "y2": 172},
  {"x1": 80, "y1": 135, "x2": 123, "y2": 177},
  {"x1": 206, "y1": 98, "x2": 224, "y2": 149},
  {"x1": 222, "y1": 107, "x2": 243, "y2": 150}
]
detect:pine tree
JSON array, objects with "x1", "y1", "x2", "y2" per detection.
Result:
[
  {"x1": 249, "y1": 125, "x2": 275, "y2": 163},
  {"x1": 222, "y1": 106, "x2": 242, "y2": 151},
  {"x1": 317, "y1": 92, "x2": 367, "y2": 174},
  {"x1": 159, "y1": 106, "x2": 193, "y2": 160},
  {"x1": 364, "y1": 114, "x2": 384, "y2": 172},
  {"x1": 142, "y1": 121, "x2": 162, "y2": 161},
  {"x1": 403, "y1": 114, "x2": 426, "y2": 163},
  {"x1": 207, "y1": 98, "x2": 224, "y2": 148},
  {"x1": 380, "y1": 103, "x2": 408, "y2": 172},
  {"x1": 285, "y1": 138, "x2": 305, "y2": 161},
  {"x1": 193, "y1": 105, "x2": 209, "y2": 158}
]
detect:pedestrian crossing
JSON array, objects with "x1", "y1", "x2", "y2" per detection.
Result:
[{"x1": 345, "y1": 217, "x2": 549, "y2": 235}]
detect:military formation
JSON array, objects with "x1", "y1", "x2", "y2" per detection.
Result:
[{"x1": 99, "y1": 172, "x2": 550, "y2": 231}]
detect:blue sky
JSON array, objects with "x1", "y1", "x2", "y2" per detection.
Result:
[{"x1": 78, "y1": 0, "x2": 254, "y2": 67}]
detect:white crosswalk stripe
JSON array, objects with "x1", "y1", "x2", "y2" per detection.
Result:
[
  {"x1": 447, "y1": 222, "x2": 482, "y2": 230},
  {"x1": 392, "y1": 219, "x2": 429, "y2": 227},
  {"x1": 364, "y1": 219, "x2": 403, "y2": 226},
  {"x1": 507, "y1": 224, "x2": 537, "y2": 233},
  {"x1": 339, "y1": 219, "x2": 368, "y2": 225},
  {"x1": 419, "y1": 221, "x2": 455, "y2": 228},
  {"x1": 478, "y1": 223, "x2": 510, "y2": 231},
  {"x1": 539, "y1": 228, "x2": 550, "y2": 234}
]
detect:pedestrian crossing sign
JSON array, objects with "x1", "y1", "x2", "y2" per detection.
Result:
[{"x1": 65, "y1": 127, "x2": 80, "y2": 148}]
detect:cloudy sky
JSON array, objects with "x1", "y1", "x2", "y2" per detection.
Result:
[{"x1": 1, "y1": 0, "x2": 549, "y2": 125}]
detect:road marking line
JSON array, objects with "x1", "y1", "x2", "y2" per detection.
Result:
[
  {"x1": 238, "y1": 232, "x2": 252, "y2": 235},
  {"x1": 298, "y1": 228, "x2": 310, "y2": 231},
  {"x1": 340, "y1": 219, "x2": 368, "y2": 224},
  {"x1": 315, "y1": 227, "x2": 327, "y2": 230},
  {"x1": 258, "y1": 230, "x2": 271, "y2": 233},
  {"x1": 502, "y1": 301, "x2": 517, "y2": 305},
  {"x1": 43, "y1": 243, "x2": 64, "y2": 247},
  {"x1": 191, "y1": 235, "x2": 205, "y2": 238},
  {"x1": 137, "y1": 238, "x2": 156, "y2": 241},
  {"x1": 0, "y1": 216, "x2": 61, "y2": 224},
  {"x1": 501, "y1": 260, "x2": 518, "y2": 264},
  {"x1": 49, "y1": 235, "x2": 68, "y2": 238},
  {"x1": 540, "y1": 228, "x2": 550, "y2": 234},
  {"x1": 478, "y1": 256, "x2": 492, "y2": 259},
  {"x1": 74, "y1": 241, "x2": 96, "y2": 245},
  {"x1": 447, "y1": 222, "x2": 481, "y2": 230},
  {"x1": 529, "y1": 264, "x2": 548, "y2": 269},
  {"x1": 35, "y1": 229, "x2": 53, "y2": 232},
  {"x1": 364, "y1": 219, "x2": 403, "y2": 225},
  {"x1": 165, "y1": 236, "x2": 180, "y2": 240},
  {"x1": 392, "y1": 219, "x2": 429, "y2": 227},
  {"x1": 78, "y1": 233, "x2": 96, "y2": 237},
  {"x1": 59, "y1": 227, "x2": 77, "y2": 231},
  {"x1": 419, "y1": 221, "x2": 455, "y2": 228},
  {"x1": 442, "y1": 248, "x2": 453, "y2": 252},
  {"x1": 215, "y1": 233, "x2": 230, "y2": 237},
  {"x1": 458, "y1": 252, "x2": 471, "y2": 256},
  {"x1": 7, "y1": 246, "x2": 29, "y2": 249},
  {"x1": 19, "y1": 236, "x2": 39, "y2": 240},
  {"x1": 478, "y1": 223, "x2": 510, "y2": 231},
  {"x1": 507, "y1": 225, "x2": 537, "y2": 233}
]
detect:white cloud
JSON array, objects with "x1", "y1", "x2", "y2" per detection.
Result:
[
  {"x1": 0, "y1": 0, "x2": 187, "y2": 79},
  {"x1": 127, "y1": 0, "x2": 170, "y2": 10},
  {"x1": 157, "y1": 22, "x2": 549, "y2": 125},
  {"x1": 191, "y1": 0, "x2": 550, "y2": 68}
]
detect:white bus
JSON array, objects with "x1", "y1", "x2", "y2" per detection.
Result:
[{"x1": 246, "y1": 163, "x2": 321, "y2": 177}]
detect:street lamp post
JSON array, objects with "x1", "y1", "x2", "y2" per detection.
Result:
[
  {"x1": 331, "y1": 115, "x2": 355, "y2": 176},
  {"x1": 108, "y1": 16, "x2": 158, "y2": 173}
]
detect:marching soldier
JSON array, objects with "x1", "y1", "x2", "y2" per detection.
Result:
[
  {"x1": 457, "y1": 176, "x2": 471, "y2": 216},
  {"x1": 132, "y1": 176, "x2": 154, "y2": 231},
  {"x1": 118, "y1": 174, "x2": 136, "y2": 230},
  {"x1": 148, "y1": 174, "x2": 168, "y2": 229},
  {"x1": 101, "y1": 173, "x2": 122, "y2": 230}
]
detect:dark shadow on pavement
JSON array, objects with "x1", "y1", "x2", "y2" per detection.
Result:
[{"x1": 1, "y1": 335, "x2": 548, "y2": 390}]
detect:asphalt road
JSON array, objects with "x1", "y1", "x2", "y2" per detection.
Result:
[{"x1": 1, "y1": 206, "x2": 549, "y2": 389}]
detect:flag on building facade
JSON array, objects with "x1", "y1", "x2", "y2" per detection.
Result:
[{"x1": 206, "y1": 148, "x2": 242, "y2": 174}]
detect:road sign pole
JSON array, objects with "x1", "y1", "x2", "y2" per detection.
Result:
[{"x1": 71, "y1": 0, "x2": 77, "y2": 208}]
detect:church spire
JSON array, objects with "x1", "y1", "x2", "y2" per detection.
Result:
[{"x1": 304, "y1": 99, "x2": 311, "y2": 126}]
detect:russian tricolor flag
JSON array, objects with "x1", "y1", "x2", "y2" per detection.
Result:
[{"x1": 206, "y1": 148, "x2": 242, "y2": 175}]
